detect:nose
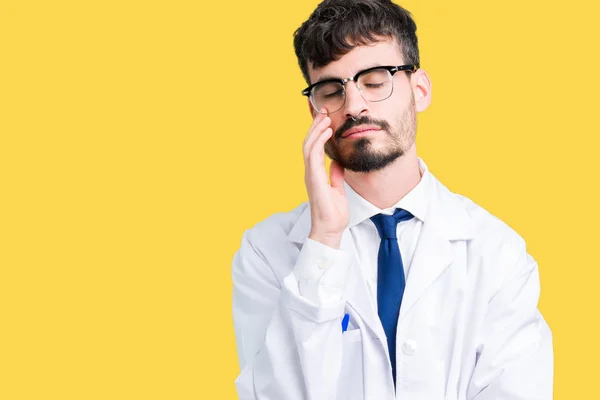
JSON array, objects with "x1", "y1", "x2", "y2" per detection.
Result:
[{"x1": 342, "y1": 80, "x2": 369, "y2": 120}]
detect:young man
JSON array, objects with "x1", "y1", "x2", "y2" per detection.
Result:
[{"x1": 232, "y1": 1, "x2": 553, "y2": 399}]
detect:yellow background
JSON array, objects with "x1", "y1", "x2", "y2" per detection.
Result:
[{"x1": 1, "y1": 0, "x2": 599, "y2": 398}]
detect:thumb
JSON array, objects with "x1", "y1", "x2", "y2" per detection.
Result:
[{"x1": 329, "y1": 160, "x2": 345, "y2": 194}]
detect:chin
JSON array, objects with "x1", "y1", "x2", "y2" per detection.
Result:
[{"x1": 336, "y1": 147, "x2": 404, "y2": 173}]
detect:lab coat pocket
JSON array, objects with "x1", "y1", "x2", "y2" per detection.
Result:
[{"x1": 336, "y1": 329, "x2": 364, "y2": 400}]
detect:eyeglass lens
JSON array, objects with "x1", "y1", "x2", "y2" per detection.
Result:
[{"x1": 310, "y1": 68, "x2": 393, "y2": 114}]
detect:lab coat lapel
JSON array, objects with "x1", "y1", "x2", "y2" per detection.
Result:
[
  {"x1": 398, "y1": 208, "x2": 452, "y2": 321},
  {"x1": 399, "y1": 176, "x2": 475, "y2": 321}
]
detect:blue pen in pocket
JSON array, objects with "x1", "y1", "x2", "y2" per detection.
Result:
[{"x1": 341, "y1": 313, "x2": 350, "y2": 333}]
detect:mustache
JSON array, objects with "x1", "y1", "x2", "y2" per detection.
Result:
[{"x1": 335, "y1": 116, "x2": 391, "y2": 139}]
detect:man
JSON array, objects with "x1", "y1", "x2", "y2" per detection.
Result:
[{"x1": 232, "y1": 0, "x2": 553, "y2": 399}]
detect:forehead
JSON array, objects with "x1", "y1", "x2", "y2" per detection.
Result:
[{"x1": 308, "y1": 38, "x2": 404, "y2": 83}]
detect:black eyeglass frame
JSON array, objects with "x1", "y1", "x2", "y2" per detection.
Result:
[{"x1": 301, "y1": 64, "x2": 419, "y2": 98}]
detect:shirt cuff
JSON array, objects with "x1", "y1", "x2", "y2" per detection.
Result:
[{"x1": 293, "y1": 238, "x2": 352, "y2": 305}]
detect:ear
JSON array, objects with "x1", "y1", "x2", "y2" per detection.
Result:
[{"x1": 411, "y1": 69, "x2": 432, "y2": 112}]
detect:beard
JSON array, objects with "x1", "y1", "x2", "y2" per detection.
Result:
[{"x1": 324, "y1": 100, "x2": 416, "y2": 173}]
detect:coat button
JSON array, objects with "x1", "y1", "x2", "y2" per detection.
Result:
[
  {"x1": 317, "y1": 260, "x2": 329, "y2": 270},
  {"x1": 402, "y1": 339, "x2": 417, "y2": 355}
]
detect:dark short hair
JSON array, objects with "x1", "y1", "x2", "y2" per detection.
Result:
[{"x1": 293, "y1": 0, "x2": 420, "y2": 84}]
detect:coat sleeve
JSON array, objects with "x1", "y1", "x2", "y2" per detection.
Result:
[
  {"x1": 467, "y1": 236, "x2": 554, "y2": 400},
  {"x1": 232, "y1": 228, "x2": 351, "y2": 400}
]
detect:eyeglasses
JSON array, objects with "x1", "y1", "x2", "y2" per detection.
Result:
[{"x1": 301, "y1": 64, "x2": 419, "y2": 114}]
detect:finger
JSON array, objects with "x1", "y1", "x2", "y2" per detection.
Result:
[
  {"x1": 302, "y1": 108, "x2": 330, "y2": 148},
  {"x1": 303, "y1": 115, "x2": 331, "y2": 156},
  {"x1": 307, "y1": 127, "x2": 333, "y2": 179},
  {"x1": 304, "y1": 108, "x2": 329, "y2": 143},
  {"x1": 304, "y1": 107, "x2": 327, "y2": 138},
  {"x1": 330, "y1": 160, "x2": 345, "y2": 194}
]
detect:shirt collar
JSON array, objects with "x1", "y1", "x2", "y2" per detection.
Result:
[{"x1": 344, "y1": 157, "x2": 432, "y2": 228}]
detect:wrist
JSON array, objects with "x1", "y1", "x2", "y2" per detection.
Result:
[{"x1": 308, "y1": 231, "x2": 343, "y2": 249}]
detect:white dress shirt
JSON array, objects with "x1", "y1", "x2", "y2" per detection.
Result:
[{"x1": 294, "y1": 158, "x2": 433, "y2": 309}]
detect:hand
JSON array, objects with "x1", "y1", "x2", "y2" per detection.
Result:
[{"x1": 302, "y1": 109, "x2": 349, "y2": 249}]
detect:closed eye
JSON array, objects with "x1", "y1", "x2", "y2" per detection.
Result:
[
  {"x1": 363, "y1": 83, "x2": 385, "y2": 88},
  {"x1": 323, "y1": 90, "x2": 344, "y2": 98}
]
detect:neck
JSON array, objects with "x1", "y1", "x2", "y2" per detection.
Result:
[{"x1": 344, "y1": 145, "x2": 421, "y2": 209}]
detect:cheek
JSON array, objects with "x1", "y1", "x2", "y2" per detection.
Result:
[
  {"x1": 385, "y1": 92, "x2": 412, "y2": 120},
  {"x1": 328, "y1": 117, "x2": 344, "y2": 134},
  {"x1": 389, "y1": 81, "x2": 413, "y2": 106}
]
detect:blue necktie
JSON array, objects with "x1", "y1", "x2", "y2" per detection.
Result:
[{"x1": 370, "y1": 208, "x2": 414, "y2": 386}]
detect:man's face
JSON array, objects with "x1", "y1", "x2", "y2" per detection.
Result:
[{"x1": 307, "y1": 38, "x2": 417, "y2": 173}]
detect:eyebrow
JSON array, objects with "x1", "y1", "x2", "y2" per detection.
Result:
[{"x1": 314, "y1": 64, "x2": 383, "y2": 84}]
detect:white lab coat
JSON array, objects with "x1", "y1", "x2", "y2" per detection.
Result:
[{"x1": 232, "y1": 173, "x2": 553, "y2": 400}]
